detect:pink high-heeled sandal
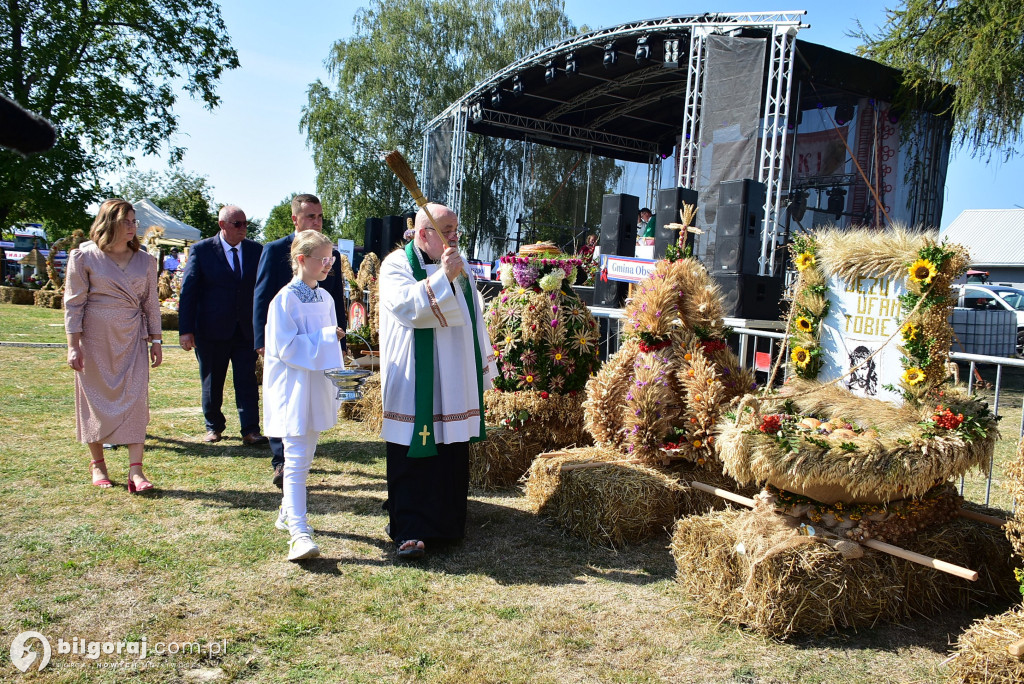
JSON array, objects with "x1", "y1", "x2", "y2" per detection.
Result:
[
  {"x1": 90, "y1": 458, "x2": 112, "y2": 488},
  {"x1": 127, "y1": 462, "x2": 154, "y2": 494}
]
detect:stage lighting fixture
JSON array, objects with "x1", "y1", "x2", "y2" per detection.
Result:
[
  {"x1": 663, "y1": 38, "x2": 680, "y2": 68},
  {"x1": 544, "y1": 60, "x2": 557, "y2": 84},
  {"x1": 826, "y1": 186, "x2": 847, "y2": 220},
  {"x1": 635, "y1": 36, "x2": 650, "y2": 65},
  {"x1": 512, "y1": 75, "x2": 523, "y2": 97},
  {"x1": 834, "y1": 103, "x2": 855, "y2": 125},
  {"x1": 564, "y1": 52, "x2": 577, "y2": 77},
  {"x1": 788, "y1": 189, "x2": 808, "y2": 222},
  {"x1": 490, "y1": 89, "x2": 503, "y2": 108},
  {"x1": 470, "y1": 101, "x2": 483, "y2": 123},
  {"x1": 603, "y1": 42, "x2": 617, "y2": 69}
]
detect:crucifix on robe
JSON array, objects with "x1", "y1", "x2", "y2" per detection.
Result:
[{"x1": 418, "y1": 425, "x2": 431, "y2": 446}]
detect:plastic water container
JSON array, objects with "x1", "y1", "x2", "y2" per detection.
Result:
[{"x1": 949, "y1": 308, "x2": 1017, "y2": 357}]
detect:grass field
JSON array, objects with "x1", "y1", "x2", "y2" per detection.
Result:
[{"x1": 0, "y1": 302, "x2": 1020, "y2": 683}]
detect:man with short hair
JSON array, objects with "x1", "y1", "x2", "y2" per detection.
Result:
[
  {"x1": 378, "y1": 203, "x2": 497, "y2": 559},
  {"x1": 179, "y1": 205, "x2": 267, "y2": 445},
  {"x1": 163, "y1": 249, "x2": 180, "y2": 272},
  {"x1": 253, "y1": 193, "x2": 347, "y2": 486}
]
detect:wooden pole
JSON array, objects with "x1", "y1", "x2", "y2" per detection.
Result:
[
  {"x1": 689, "y1": 480, "x2": 979, "y2": 582},
  {"x1": 555, "y1": 459, "x2": 641, "y2": 473},
  {"x1": 1008, "y1": 637, "x2": 1024, "y2": 658},
  {"x1": 956, "y1": 508, "x2": 1007, "y2": 528}
]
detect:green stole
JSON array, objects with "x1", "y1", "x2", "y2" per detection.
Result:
[{"x1": 404, "y1": 242, "x2": 486, "y2": 457}]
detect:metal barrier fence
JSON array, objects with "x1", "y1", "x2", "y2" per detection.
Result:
[{"x1": 588, "y1": 307, "x2": 1024, "y2": 509}]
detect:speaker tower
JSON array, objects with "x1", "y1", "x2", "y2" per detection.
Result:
[
  {"x1": 654, "y1": 187, "x2": 699, "y2": 259},
  {"x1": 593, "y1": 193, "x2": 639, "y2": 308},
  {"x1": 712, "y1": 179, "x2": 766, "y2": 275}
]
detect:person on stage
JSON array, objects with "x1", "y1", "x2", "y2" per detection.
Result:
[
  {"x1": 262, "y1": 230, "x2": 344, "y2": 561},
  {"x1": 378, "y1": 203, "x2": 497, "y2": 560}
]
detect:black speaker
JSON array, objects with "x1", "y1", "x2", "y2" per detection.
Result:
[
  {"x1": 714, "y1": 273, "x2": 783, "y2": 320},
  {"x1": 381, "y1": 215, "x2": 408, "y2": 258},
  {"x1": 654, "y1": 187, "x2": 699, "y2": 259},
  {"x1": 713, "y1": 179, "x2": 766, "y2": 274},
  {"x1": 574, "y1": 285, "x2": 595, "y2": 307},
  {"x1": 364, "y1": 217, "x2": 383, "y2": 258},
  {"x1": 594, "y1": 193, "x2": 638, "y2": 308}
]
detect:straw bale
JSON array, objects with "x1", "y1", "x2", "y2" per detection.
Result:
[
  {"x1": 523, "y1": 446, "x2": 685, "y2": 547},
  {"x1": 33, "y1": 289, "x2": 62, "y2": 309},
  {"x1": 671, "y1": 506, "x2": 1018, "y2": 639},
  {"x1": 523, "y1": 448, "x2": 750, "y2": 547},
  {"x1": 0, "y1": 285, "x2": 36, "y2": 305},
  {"x1": 342, "y1": 373, "x2": 382, "y2": 433},
  {"x1": 716, "y1": 380, "x2": 996, "y2": 503},
  {"x1": 485, "y1": 389, "x2": 590, "y2": 448},
  {"x1": 947, "y1": 608, "x2": 1024, "y2": 684},
  {"x1": 469, "y1": 426, "x2": 546, "y2": 490}
]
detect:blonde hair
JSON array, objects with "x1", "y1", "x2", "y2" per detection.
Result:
[
  {"x1": 290, "y1": 230, "x2": 333, "y2": 275},
  {"x1": 90, "y1": 198, "x2": 140, "y2": 252}
]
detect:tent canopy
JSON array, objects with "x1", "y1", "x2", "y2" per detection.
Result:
[{"x1": 133, "y1": 198, "x2": 202, "y2": 242}]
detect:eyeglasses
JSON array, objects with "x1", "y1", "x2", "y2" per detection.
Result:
[
  {"x1": 122, "y1": 218, "x2": 140, "y2": 228},
  {"x1": 319, "y1": 256, "x2": 336, "y2": 267},
  {"x1": 225, "y1": 220, "x2": 247, "y2": 228},
  {"x1": 427, "y1": 227, "x2": 459, "y2": 240}
]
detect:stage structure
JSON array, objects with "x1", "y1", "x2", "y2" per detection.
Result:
[{"x1": 421, "y1": 11, "x2": 952, "y2": 276}]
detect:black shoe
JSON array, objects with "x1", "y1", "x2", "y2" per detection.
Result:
[{"x1": 272, "y1": 464, "x2": 284, "y2": 489}]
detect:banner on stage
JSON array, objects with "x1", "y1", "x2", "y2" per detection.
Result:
[
  {"x1": 599, "y1": 255, "x2": 658, "y2": 284},
  {"x1": 466, "y1": 259, "x2": 491, "y2": 280}
]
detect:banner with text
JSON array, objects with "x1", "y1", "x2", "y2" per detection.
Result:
[
  {"x1": 819, "y1": 273, "x2": 906, "y2": 404},
  {"x1": 600, "y1": 255, "x2": 659, "y2": 284}
]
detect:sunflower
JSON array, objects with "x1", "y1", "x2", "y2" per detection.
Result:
[
  {"x1": 901, "y1": 322, "x2": 919, "y2": 341},
  {"x1": 902, "y1": 367, "x2": 926, "y2": 386},
  {"x1": 794, "y1": 252, "x2": 816, "y2": 272},
  {"x1": 790, "y1": 346, "x2": 811, "y2": 368},
  {"x1": 794, "y1": 316, "x2": 814, "y2": 333},
  {"x1": 908, "y1": 258, "x2": 938, "y2": 286}
]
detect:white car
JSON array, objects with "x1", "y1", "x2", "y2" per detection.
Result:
[{"x1": 955, "y1": 284, "x2": 1024, "y2": 355}]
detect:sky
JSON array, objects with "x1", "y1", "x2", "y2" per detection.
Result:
[{"x1": 121, "y1": 0, "x2": 1024, "y2": 230}]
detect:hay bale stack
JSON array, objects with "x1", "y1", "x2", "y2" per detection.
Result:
[
  {"x1": 524, "y1": 447, "x2": 687, "y2": 547},
  {"x1": 160, "y1": 310, "x2": 178, "y2": 330},
  {"x1": 33, "y1": 289, "x2": 62, "y2": 309},
  {"x1": 0, "y1": 286, "x2": 35, "y2": 305},
  {"x1": 671, "y1": 506, "x2": 1018, "y2": 639},
  {"x1": 469, "y1": 426, "x2": 546, "y2": 490},
  {"x1": 947, "y1": 608, "x2": 1024, "y2": 684}
]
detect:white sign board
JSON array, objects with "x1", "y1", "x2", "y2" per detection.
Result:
[
  {"x1": 467, "y1": 260, "x2": 491, "y2": 280},
  {"x1": 336, "y1": 238, "x2": 355, "y2": 264},
  {"x1": 599, "y1": 255, "x2": 658, "y2": 284},
  {"x1": 819, "y1": 273, "x2": 906, "y2": 404}
]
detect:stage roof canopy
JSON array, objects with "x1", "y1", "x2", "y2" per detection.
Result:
[{"x1": 429, "y1": 12, "x2": 925, "y2": 164}]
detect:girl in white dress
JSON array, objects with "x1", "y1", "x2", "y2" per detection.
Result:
[{"x1": 263, "y1": 231, "x2": 345, "y2": 561}]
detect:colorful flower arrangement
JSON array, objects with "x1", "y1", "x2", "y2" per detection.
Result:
[
  {"x1": 785, "y1": 234, "x2": 828, "y2": 379},
  {"x1": 894, "y1": 240, "x2": 968, "y2": 403},
  {"x1": 485, "y1": 244, "x2": 601, "y2": 443}
]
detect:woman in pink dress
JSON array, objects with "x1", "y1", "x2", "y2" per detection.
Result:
[{"x1": 64, "y1": 199, "x2": 163, "y2": 493}]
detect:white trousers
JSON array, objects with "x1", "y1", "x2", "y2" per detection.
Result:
[{"x1": 281, "y1": 431, "x2": 319, "y2": 537}]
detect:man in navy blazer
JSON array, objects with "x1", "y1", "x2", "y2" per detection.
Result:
[
  {"x1": 253, "y1": 193, "x2": 347, "y2": 487},
  {"x1": 179, "y1": 205, "x2": 268, "y2": 446}
]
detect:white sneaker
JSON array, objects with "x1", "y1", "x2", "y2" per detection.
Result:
[{"x1": 287, "y1": 534, "x2": 320, "y2": 561}]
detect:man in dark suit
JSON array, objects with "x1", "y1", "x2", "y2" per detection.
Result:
[
  {"x1": 179, "y1": 205, "x2": 268, "y2": 446},
  {"x1": 253, "y1": 193, "x2": 347, "y2": 487}
]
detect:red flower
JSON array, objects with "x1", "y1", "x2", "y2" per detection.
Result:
[
  {"x1": 758, "y1": 414, "x2": 783, "y2": 434},
  {"x1": 540, "y1": 391, "x2": 549, "y2": 399},
  {"x1": 933, "y1": 405, "x2": 964, "y2": 430}
]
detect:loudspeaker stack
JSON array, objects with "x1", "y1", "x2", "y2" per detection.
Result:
[
  {"x1": 653, "y1": 187, "x2": 699, "y2": 259},
  {"x1": 593, "y1": 193, "x2": 639, "y2": 308}
]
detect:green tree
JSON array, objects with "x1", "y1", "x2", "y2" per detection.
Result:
[
  {"x1": 116, "y1": 168, "x2": 220, "y2": 239},
  {"x1": 857, "y1": 0, "x2": 1024, "y2": 157},
  {"x1": 0, "y1": 0, "x2": 239, "y2": 230},
  {"x1": 302, "y1": 0, "x2": 614, "y2": 254},
  {"x1": 263, "y1": 195, "x2": 298, "y2": 243}
]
